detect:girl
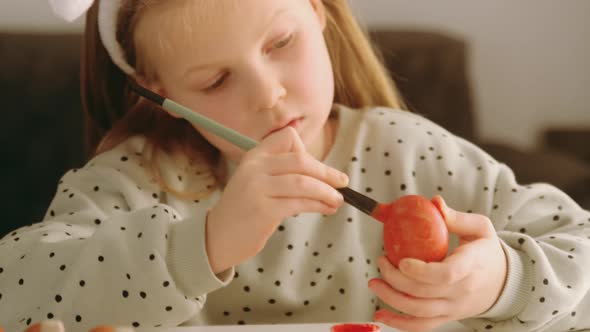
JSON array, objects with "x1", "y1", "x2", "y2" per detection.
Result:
[{"x1": 1, "y1": 0, "x2": 589, "y2": 331}]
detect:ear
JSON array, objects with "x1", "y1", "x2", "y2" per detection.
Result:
[
  {"x1": 308, "y1": 0, "x2": 327, "y2": 30},
  {"x1": 132, "y1": 75, "x2": 182, "y2": 119}
]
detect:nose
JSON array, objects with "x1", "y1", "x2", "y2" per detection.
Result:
[{"x1": 249, "y1": 65, "x2": 287, "y2": 112}]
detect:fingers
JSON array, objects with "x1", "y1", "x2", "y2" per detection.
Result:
[
  {"x1": 25, "y1": 321, "x2": 65, "y2": 332},
  {"x1": 374, "y1": 309, "x2": 450, "y2": 332},
  {"x1": 267, "y1": 174, "x2": 344, "y2": 208},
  {"x1": 282, "y1": 197, "x2": 340, "y2": 217},
  {"x1": 398, "y1": 246, "x2": 476, "y2": 286},
  {"x1": 395, "y1": 196, "x2": 492, "y2": 285},
  {"x1": 376, "y1": 256, "x2": 452, "y2": 299},
  {"x1": 431, "y1": 196, "x2": 495, "y2": 239},
  {"x1": 256, "y1": 126, "x2": 306, "y2": 154},
  {"x1": 264, "y1": 152, "x2": 349, "y2": 189},
  {"x1": 250, "y1": 126, "x2": 350, "y2": 205},
  {"x1": 368, "y1": 279, "x2": 451, "y2": 319}
]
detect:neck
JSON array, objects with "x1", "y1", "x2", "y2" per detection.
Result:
[{"x1": 310, "y1": 112, "x2": 337, "y2": 162}]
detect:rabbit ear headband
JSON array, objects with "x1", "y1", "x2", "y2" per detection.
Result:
[{"x1": 49, "y1": 0, "x2": 136, "y2": 75}]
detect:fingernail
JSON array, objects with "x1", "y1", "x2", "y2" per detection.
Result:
[
  {"x1": 339, "y1": 172, "x2": 349, "y2": 186},
  {"x1": 433, "y1": 196, "x2": 451, "y2": 220},
  {"x1": 399, "y1": 258, "x2": 412, "y2": 271},
  {"x1": 398, "y1": 261, "x2": 407, "y2": 271},
  {"x1": 440, "y1": 197, "x2": 450, "y2": 215}
]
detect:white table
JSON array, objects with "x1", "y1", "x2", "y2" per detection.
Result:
[{"x1": 139, "y1": 322, "x2": 471, "y2": 332}]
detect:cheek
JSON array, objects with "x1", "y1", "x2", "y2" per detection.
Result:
[
  {"x1": 165, "y1": 88, "x2": 253, "y2": 150},
  {"x1": 172, "y1": 91, "x2": 246, "y2": 132},
  {"x1": 287, "y1": 33, "x2": 334, "y2": 106}
]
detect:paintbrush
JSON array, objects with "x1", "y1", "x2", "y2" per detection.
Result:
[
  {"x1": 128, "y1": 79, "x2": 387, "y2": 218},
  {"x1": 128, "y1": 80, "x2": 451, "y2": 265}
]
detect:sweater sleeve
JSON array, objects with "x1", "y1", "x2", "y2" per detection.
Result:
[
  {"x1": 380, "y1": 109, "x2": 590, "y2": 331},
  {"x1": 459, "y1": 161, "x2": 590, "y2": 332},
  {"x1": 0, "y1": 149, "x2": 234, "y2": 330}
]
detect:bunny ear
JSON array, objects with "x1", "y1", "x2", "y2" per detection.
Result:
[
  {"x1": 49, "y1": 0, "x2": 136, "y2": 75},
  {"x1": 49, "y1": 0, "x2": 95, "y2": 22}
]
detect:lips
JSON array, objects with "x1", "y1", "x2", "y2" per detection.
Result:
[{"x1": 264, "y1": 116, "x2": 303, "y2": 139}]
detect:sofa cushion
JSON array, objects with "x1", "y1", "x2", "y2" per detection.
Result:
[
  {"x1": 370, "y1": 30, "x2": 476, "y2": 142},
  {"x1": 0, "y1": 33, "x2": 86, "y2": 235}
]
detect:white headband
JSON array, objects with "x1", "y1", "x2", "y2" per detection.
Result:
[{"x1": 49, "y1": 0, "x2": 136, "y2": 75}]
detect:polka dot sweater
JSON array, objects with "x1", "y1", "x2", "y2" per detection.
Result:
[{"x1": 1, "y1": 105, "x2": 589, "y2": 331}]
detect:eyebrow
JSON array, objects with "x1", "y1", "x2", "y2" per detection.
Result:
[{"x1": 182, "y1": 7, "x2": 290, "y2": 78}]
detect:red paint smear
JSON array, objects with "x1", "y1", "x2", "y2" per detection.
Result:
[{"x1": 331, "y1": 323, "x2": 381, "y2": 332}]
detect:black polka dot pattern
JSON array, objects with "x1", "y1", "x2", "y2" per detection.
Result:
[{"x1": 1, "y1": 106, "x2": 589, "y2": 331}]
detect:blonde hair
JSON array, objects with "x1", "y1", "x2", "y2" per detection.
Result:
[{"x1": 81, "y1": 0, "x2": 405, "y2": 200}]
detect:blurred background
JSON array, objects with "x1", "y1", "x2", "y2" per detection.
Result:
[{"x1": 1, "y1": 0, "x2": 589, "y2": 236}]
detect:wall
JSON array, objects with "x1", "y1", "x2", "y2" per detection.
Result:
[
  {"x1": 348, "y1": 0, "x2": 590, "y2": 148},
  {"x1": 0, "y1": 0, "x2": 84, "y2": 32}
]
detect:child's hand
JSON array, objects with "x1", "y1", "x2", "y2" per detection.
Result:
[
  {"x1": 368, "y1": 196, "x2": 507, "y2": 332},
  {"x1": 206, "y1": 127, "x2": 348, "y2": 274}
]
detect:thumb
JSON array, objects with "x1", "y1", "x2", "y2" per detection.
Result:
[
  {"x1": 432, "y1": 195, "x2": 495, "y2": 239},
  {"x1": 256, "y1": 126, "x2": 306, "y2": 155}
]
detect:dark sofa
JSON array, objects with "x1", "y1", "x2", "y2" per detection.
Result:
[{"x1": 1, "y1": 30, "x2": 589, "y2": 237}]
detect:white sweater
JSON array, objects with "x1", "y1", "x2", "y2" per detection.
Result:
[{"x1": 1, "y1": 105, "x2": 589, "y2": 331}]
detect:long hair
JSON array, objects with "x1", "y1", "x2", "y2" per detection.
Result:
[{"x1": 81, "y1": 0, "x2": 404, "y2": 199}]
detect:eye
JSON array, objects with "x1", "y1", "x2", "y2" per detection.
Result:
[
  {"x1": 274, "y1": 34, "x2": 294, "y2": 49},
  {"x1": 203, "y1": 73, "x2": 228, "y2": 92}
]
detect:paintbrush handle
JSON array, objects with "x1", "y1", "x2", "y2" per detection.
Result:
[
  {"x1": 128, "y1": 79, "x2": 258, "y2": 150},
  {"x1": 164, "y1": 99, "x2": 378, "y2": 216},
  {"x1": 336, "y1": 187, "x2": 379, "y2": 216},
  {"x1": 129, "y1": 79, "x2": 378, "y2": 217},
  {"x1": 163, "y1": 99, "x2": 259, "y2": 151}
]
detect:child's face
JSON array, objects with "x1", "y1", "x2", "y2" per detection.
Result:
[{"x1": 137, "y1": 0, "x2": 335, "y2": 162}]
